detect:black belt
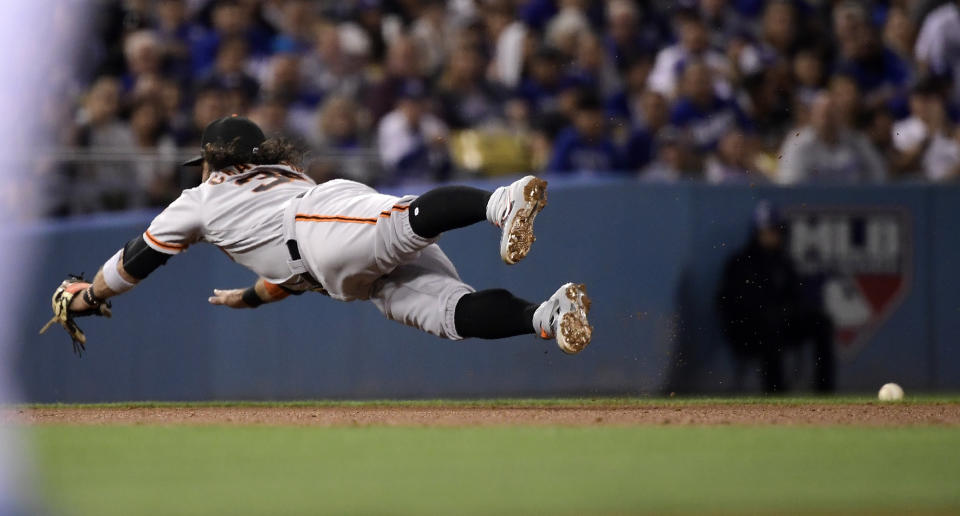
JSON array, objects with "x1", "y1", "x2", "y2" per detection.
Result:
[{"x1": 285, "y1": 239, "x2": 326, "y2": 293}]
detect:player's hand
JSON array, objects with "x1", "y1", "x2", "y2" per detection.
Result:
[
  {"x1": 39, "y1": 275, "x2": 111, "y2": 357},
  {"x1": 208, "y1": 288, "x2": 249, "y2": 309}
]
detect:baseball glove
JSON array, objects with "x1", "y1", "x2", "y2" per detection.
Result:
[{"x1": 38, "y1": 275, "x2": 111, "y2": 356}]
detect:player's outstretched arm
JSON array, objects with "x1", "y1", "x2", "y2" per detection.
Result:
[
  {"x1": 207, "y1": 278, "x2": 290, "y2": 309},
  {"x1": 40, "y1": 234, "x2": 172, "y2": 354},
  {"x1": 66, "y1": 233, "x2": 167, "y2": 313}
]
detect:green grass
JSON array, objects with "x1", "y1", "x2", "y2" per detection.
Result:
[
  {"x1": 21, "y1": 394, "x2": 960, "y2": 409},
  {"x1": 29, "y1": 424, "x2": 960, "y2": 516}
]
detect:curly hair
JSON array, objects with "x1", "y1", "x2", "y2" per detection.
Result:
[{"x1": 201, "y1": 137, "x2": 305, "y2": 170}]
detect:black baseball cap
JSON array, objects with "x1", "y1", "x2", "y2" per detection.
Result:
[{"x1": 182, "y1": 115, "x2": 266, "y2": 166}]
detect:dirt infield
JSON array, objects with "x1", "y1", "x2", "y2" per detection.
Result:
[{"x1": 6, "y1": 403, "x2": 960, "y2": 426}]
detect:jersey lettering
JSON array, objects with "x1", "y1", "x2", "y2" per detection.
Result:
[{"x1": 234, "y1": 167, "x2": 308, "y2": 192}]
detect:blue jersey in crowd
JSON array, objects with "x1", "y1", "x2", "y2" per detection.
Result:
[
  {"x1": 546, "y1": 127, "x2": 624, "y2": 174},
  {"x1": 669, "y1": 95, "x2": 751, "y2": 150}
]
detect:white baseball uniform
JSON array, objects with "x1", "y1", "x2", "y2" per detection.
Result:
[{"x1": 142, "y1": 164, "x2": 474, "y2": 339}]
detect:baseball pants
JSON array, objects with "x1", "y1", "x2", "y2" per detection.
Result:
[{"x1": 294, "y1": 180, "x2": 474, "y2": 339}]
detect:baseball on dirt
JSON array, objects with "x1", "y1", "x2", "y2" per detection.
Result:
[{"x1": 878, "y1": 383, "x2": 904, "y2": 401}]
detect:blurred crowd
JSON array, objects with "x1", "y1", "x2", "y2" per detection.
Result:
[{"x1": 51, "y1": 0, "x2": 960, "y2": 216}]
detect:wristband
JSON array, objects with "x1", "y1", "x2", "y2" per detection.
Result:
[
  {"x1": 82, "y1": 286, "x2": 104, "y2": 307},
  {"x1": 241, "y1": 287, "x2": 264, "y2": 308},
  {"x1": 103, "y1": 249, "x2": 136, "y2": 293}
]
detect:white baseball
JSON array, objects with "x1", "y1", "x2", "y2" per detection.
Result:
[{"x1": 878, "y1": 383, "x2": 904, "y2": 401}]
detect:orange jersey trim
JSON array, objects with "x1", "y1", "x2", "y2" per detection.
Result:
[
  {"x1": 295, "y1": 214, "x2": 378, "y2": 225},
  {"x1": 144, "y1": 230, "x2": 186, "y2": 251},
  {"x1": 295, "y1": 205, "x2": 410, "y2": 225},
  {"x1": 379, "y1": 205, "x2": 410, "y2": 218}
]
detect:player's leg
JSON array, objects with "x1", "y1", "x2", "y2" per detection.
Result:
[
  {"x1": 456, "y1": 283, "x2": 592, "y2": 354},
  {"x1": 369, "y1": 245, "x2": 592, "y2": 353},
  {"x1": 406, "y1": 186, "x2": 491, "y2": 238},
  {"x1": 368, "y1": 245, "x2": 475, "y2": 340},
  {"x1": 407, "y1": 175, "x2": 548, "y2": 264},
  {"x1": 453, "y1": 289, "x2": 538, "y2": 339}
]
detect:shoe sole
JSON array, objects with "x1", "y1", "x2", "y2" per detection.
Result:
[
  {"x1": 557, "y1": 283, "x2": 592, "y2": 355},
  {"x1": 501, "y1": 177, "x2": 548, "y2": 265}
]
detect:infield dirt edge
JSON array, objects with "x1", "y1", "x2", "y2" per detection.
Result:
[{"x1": 7, "y1": 402, "x2": 960, "y2": 426}]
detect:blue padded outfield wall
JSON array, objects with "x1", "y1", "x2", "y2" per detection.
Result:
[{"x1": 7, "y1": 179, "x2": 960, "y2": 402}]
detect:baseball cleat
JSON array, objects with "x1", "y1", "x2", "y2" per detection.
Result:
[
  {"x1": 488, "y1": 175, "x2": 548, "y2": 265},
  {"x1": 534, "y1": 283, "x2": 593, "y2": 354}
]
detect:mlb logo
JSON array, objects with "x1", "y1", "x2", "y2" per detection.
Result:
[{"x1": 783, "y1": 206, "x2": 912, "y2": 359}]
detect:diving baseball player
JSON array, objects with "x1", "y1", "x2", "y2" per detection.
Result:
[{"x1": 41, "y1": 116, "x2": 592, "y2": 356}]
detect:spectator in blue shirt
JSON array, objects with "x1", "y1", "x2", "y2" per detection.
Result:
[
  {"x1": 376, "y1": 80, "x2": 451, "y2": 184},
  {"x1": 603, "y1": 0, "x2": 667, "y2": 72},
  {"x1": 155, "y1": 0, "x2": 201, "y2": 84},
  {"x1": 436, "y1": 43, "x2": 504, "y2": 129},
  {"x1": 567, "y1": 32, "x2": 622, "y2": 99},
  {"x1": 669, "y1": 60, "x2": 751, "y2": 151},
  {"x1": 606, "y1": 55, "x2": 655, "y2": 126},
  {"x1": 623, "y1": 90, "x2": 670, "y2": 172},
  {"x1": 190, "y1": 0, "x2": 272, "y2": 76},
  {"x1": 700, "y1": 0, "x2": 755, "y2": 49},
  {"x1": 833, "y1": 1, "x2": 911, "y2": 114},
  {"x1": 269, "y1": 0, "x2": 316, "y2": 55},
  {"x1": 196, "y1": 37, "x2": 259, "y2": 114},
  {"x1": 516, "y1": 47, "x2": 574, "y2": 116},
  {"x1": 518, "y1": 0, "x2": 558, "y2": 32},
  {"x1": 733, "y1": 0, "x2": 767, "y2": 19},
  {"x1": 546, "y1": 93, "x2": 623, "y2": 174}
]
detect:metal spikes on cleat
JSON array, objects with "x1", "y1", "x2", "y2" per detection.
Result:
[
  {"x1": 534, "y1": 282, "x2": 593, "y2": 354},
  {"x1": 496, "y1": 176, "x2": 548, "y2": 265}
]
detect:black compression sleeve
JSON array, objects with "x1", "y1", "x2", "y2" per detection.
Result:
[
  {"x1": 408, "y1": 186, "x2": 492, "y2": 239},
  {"x1": 454, "y1": 289, "x2": 538, "y2": 339},
  {"x1": 122, "y1": 235, "x2": 172, "y2": 280}
]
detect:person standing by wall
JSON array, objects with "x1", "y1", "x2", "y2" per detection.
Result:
[{"x1": 716, "y1": 201, "x2": 835, "y2": 393}]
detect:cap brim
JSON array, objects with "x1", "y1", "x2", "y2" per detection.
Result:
[{"x1": 182, "y1": 155, "x2": 203, "y2": 166}]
